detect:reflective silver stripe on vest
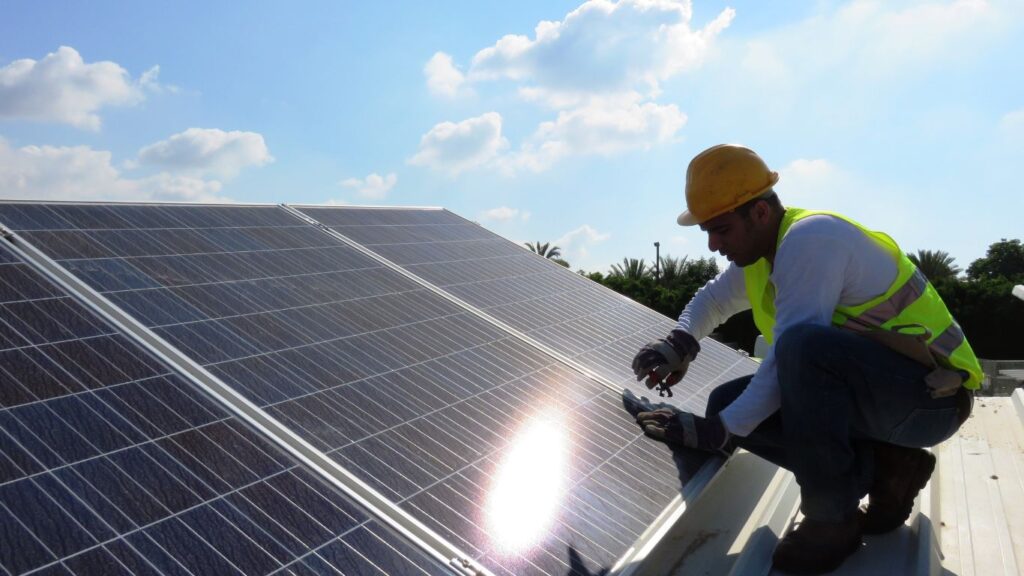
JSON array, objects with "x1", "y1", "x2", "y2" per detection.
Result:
[
  {"x1": 930, "y1": 321, "x2": 966, "y2": 359},
  {"x1": 855, "y1": 269, "x2": 928, "y2": 327}
]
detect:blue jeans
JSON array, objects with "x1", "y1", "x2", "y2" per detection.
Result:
[{"x1": 705, "y1": 323, "x2": 966, "y2": 522}]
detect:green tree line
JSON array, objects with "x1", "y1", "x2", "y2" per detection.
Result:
[
  {"x1": 555, "y1": 239, "x2": 1024, "y2": 360},
  {"x1": 926, "y1": 240, "x2": 1024, "y2": 359}
]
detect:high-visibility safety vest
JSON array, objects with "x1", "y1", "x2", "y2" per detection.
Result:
[{"x1": 743, "y1": 208, "x2": 983, "y2": 390}]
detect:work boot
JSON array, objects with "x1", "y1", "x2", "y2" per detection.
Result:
[
  {"x1": 772, "y1": 515, "x2": 863, "y2": 574},
  {"x1": 860, "y1": 444, "x2": 936, "y2": 534}
]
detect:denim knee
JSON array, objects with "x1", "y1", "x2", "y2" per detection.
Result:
[
  {"x1": 774, "y1": 323, "x2": 841, "y2": 393},
  {"x1": 706, "y1": 388, "x2": 731, "y2": 419},
  {"x1": 705, "y1": 376, "x2": 752, "y2": 419},
  {"x1": 775, "y1": 323, "x2": 834, "y2": 367}
]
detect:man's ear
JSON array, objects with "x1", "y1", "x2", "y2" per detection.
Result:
[{"x1": 753, "y1": 199, "x2": 771, "y2": 224}]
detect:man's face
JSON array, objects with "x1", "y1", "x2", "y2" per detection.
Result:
[{"x1": 700, "y1": 210, "x2": 763, "y2": 267}]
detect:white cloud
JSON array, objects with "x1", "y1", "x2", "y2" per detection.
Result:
[
  {"x1": 0, "y1": 46, "x2": 150, "y2": 130},
  {"x1": 339, "y1": 172, "x2": 397, "y2": 199},
  {"x1": 421, "y1": 1, "x2": 723, "y2": 175},
  {"x1": 0, "y1": 137, "x2": 229, "y2": 203},
  {"x1": 417, "y1": 100, "x2": 685, "y2": 176},
  {"x1": 781, "y1": 158, "x2": 839, "y2": 185},
  {"x1": 480, "y1": 206, "x2": 530, "y2": 221},
  {"x1": 466, "y1": 0, "x2": 733, "y2": 103},
  {"x1": 755, "y1": 0, "x2": 1000, "y2": 76},
  {"x1": 408, "y1": 112, "x2": 509, "y2": 175},
  {"x1": 776, "y1": 157, "x2": 926, "y2": 240},
  {"x1": 138, "y1": 65, "x2": 179, "y2": 94},
  {"x1": 137, "y1": 128, "x2": 273, "y2": 179},
  {"x1": 999, "y1": 108, "x2": 1024, "y2": 135},
  {"x1": 425, "y1": 52, "x2": 470, "y2": 98},
  {"x1": 505, "y1": 97, "x2": 686, "y2": 172},
  {"x1": 841, "y1": 0, "x2": 1000, "y2": 78},
  {"x1": 554, "y1": 224, "x2": 611, "y2": 266},
  {"x1": 724, "y1": 0, "x2": 1007, "y2": 118},
  {"x1": 777, "y1": 158, "x2": 847, "y2": 207}
]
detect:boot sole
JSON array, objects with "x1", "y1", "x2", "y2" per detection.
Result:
[{"x1": 862, "y1": 450, "x2": 936, "y2": 535}]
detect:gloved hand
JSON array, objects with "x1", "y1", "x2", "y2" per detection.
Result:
[
  {"x1": 631, "y1": 330, "x2": 700, "y2": 393},
  {"x1": 635, "y1": 408, "x2": 732, "y2": 455}
]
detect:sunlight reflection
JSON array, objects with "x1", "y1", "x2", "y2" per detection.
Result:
[{"x1": 486, "y1": 415, "x2": 569, "y2": 555}]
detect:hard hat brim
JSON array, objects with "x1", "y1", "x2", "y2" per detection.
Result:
[{"x1": 676, "y1": 210, "x2": 699, "y2": 226}]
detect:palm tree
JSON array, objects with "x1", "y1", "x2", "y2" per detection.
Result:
[
  {"x1": 609, "y1": 258, "x2": 648, "y2": 280},
  {"x1": 657, "y1": 255, "x2": 687, "y2": 283},
  {"x1": 525, "y1": 241, "x2": 562, "y2": 259},
  {"x1": 907, "y1": 249, "x2": 961, "y2": 281}
]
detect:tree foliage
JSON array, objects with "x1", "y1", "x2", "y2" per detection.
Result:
[
  {"x1": 966, "y1": 239, "x2": 1024, "y2": 282},
  {"x1": 907, "y1": 249, "x2": 960, "y2": 281},
  {"x1": 525, "y1": 241, "x2": 562, "y2": 260},
  {"x1": 551, "y1": 257, "x2": 570, "y2": 268},
  {"x1": 595, "y1": 255, "x2": 719, "y2": 319},
  {"x1": 609, "y1": 258, "x2": 648, "y2": 280}
]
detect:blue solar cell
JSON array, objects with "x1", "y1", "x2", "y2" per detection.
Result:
[
  {"x1": 124, "y1": 532, "x2": 191, "y2": 576},
  {"x1": 0, "y1": 479, "x2": 97, "y2": 557},
  {"x1": 62, "y1": 548, "x2": 131, "y2": 575},
  {"x1": 180, "y1": 506, "x2": 282, "y2": 575},
  {"x1": 236, "y1": 481, "x2": 335, "y2": 549},
  {"x1": 12, "y1": 403, "x2": 101, "y2": 463},
  {"x1": 0, "y1": 503, "x2": 56, "y2": 573},
  {"x1": 207, "y1": 498, "x2": 294, "y2": 564},
  {"x1": 221, "y1": 490, "x2": 309, "y2": 557},
  {"x1": 144, "y1": 517, "x2": 243, "y2": 575},
  {"x1": 32, "y1": 473, "x2": 116, "y2": 542},
  {"x1": 314, "y1": 539, "x2": 387, "y2": 575}
]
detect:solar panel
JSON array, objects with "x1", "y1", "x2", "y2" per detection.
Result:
[
  {"x1": 0, "y1": 202, "x2": 702, "y2": 575},
  {"x1": 293, "y1": 206, "x2": 759, "y2": 415},
  {"x1": 0, "y1": 239, "x2": 449, "y2": 575}
]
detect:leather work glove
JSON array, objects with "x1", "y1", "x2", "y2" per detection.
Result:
[
  {"x1": 631, "y1": 330, "x2": 700, "y2": 395},
  {"x1": 636, "y1": 408, "x2": 732, "y2": 456}
]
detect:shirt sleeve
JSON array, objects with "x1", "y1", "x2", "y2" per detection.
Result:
[
  {"x1": 719, "y1": 228, "x2": 851, "y2": 437},
  {"x1": 674, "y1": 263, "x2": 750, "y2": 341}
]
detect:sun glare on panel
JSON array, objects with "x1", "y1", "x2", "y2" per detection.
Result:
[{"x1": 486, "y1": 415, "x2": 570, "y2": 555}]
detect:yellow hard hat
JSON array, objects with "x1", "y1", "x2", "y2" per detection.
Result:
[{"x1": 677, "y1": 144, "x2": 779, "y2": 226}]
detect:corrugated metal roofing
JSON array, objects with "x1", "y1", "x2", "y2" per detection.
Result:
[{"x1": 626, "y1": 389, "x2": 1024, "y2": 575}]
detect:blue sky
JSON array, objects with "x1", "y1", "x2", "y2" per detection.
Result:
[{"x1": 1, "y1": 0, "x2": 1021, "y2": 274}]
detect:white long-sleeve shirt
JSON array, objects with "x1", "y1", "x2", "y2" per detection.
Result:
[{"x1": 675, "y1": 214, "x2": 898, "y2": 437}]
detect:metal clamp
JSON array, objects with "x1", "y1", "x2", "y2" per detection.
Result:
[{"x1": 449, "y1": 557, "x2": 486, "y2": 576}]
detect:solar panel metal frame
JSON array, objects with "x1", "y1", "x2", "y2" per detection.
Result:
[{"x1": 0, "y1": 213, "x2": 486, "y2": 576}]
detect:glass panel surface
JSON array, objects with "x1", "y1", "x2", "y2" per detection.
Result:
[
  {"x1": 298, "y1": 206, "x2": 760, "y2": 415},
  {"x1": 0, "y1": 203, "x2": 726, "y2": 575},
  {"x1": 0, "y1": 240, "x2": 445, "y2": 575}
]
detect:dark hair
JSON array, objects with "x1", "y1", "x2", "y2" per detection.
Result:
[{"x1": 735, "y1": 190, "x2": 783, "y2": 219}]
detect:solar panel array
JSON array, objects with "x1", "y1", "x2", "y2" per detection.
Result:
[
  {"x1": 0, "y1": 202, "x2": 753, "y2": 576},
  {"x1": 295, "y1": 207, "x2": 758, "y2": 414},
  {"x1": 0, "y1": 240, "x2": 448, "y2": 575}
]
